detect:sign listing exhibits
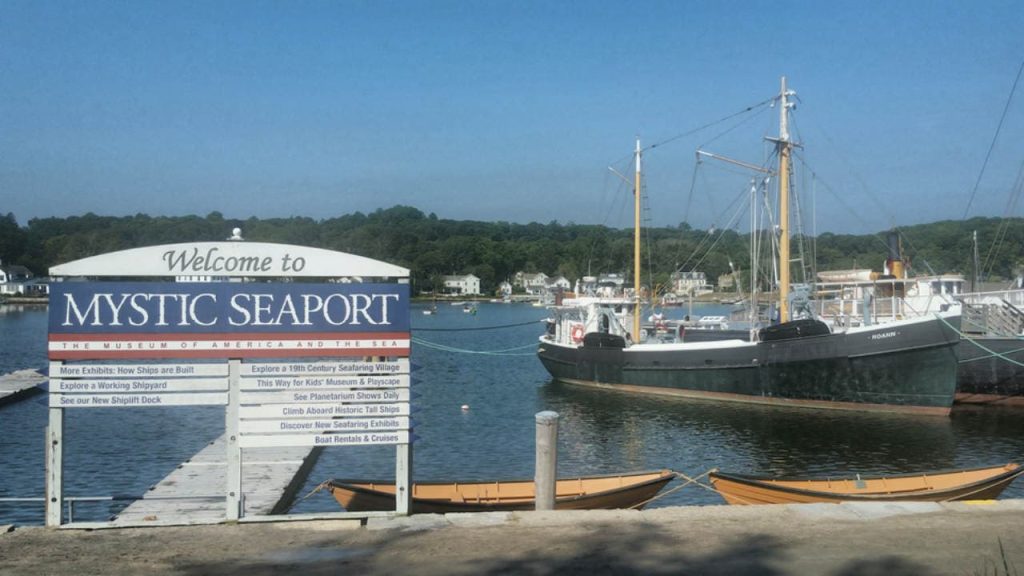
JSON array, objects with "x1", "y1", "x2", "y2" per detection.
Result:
[
  {"x1": 240, "y1": 374, "x2": 410, "y2": 391},
  {"x1": 239, "y1": 387, "x2": 410, "y2": 405},
  {"x1": 239, "y1": 402, "x2": 410, "y2": 419},
  {"x1": 53, "y1": 378, "x2": 228, "y2": 393},
  {"x1": 45, "y1": 242, "x2": 415, "y2": 525},
  {"x1": 50, "y1": 362, "x2": 229, "y2": 378},
  {"x1": 50, "y1": 392, "x2": 228, "y2": 408},
  {"x1": 239, "y1": 431, "x2": 410, "y2": 449}
]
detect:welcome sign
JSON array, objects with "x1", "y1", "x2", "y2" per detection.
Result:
[
  {"x1": 48, "y1": 282, "x2": 410, "y2": 359},
  {"x1": 44, "y1": 241, "x2": 415, "y2": 526}
]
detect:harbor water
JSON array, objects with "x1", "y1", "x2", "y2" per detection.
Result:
[{"x1": 2, "y1": 302, "x2": 1023, "y2": 525}]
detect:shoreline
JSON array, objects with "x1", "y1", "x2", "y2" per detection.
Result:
[{"x1": 2, "y1": 500, "x2": 1022, "y2": 575}]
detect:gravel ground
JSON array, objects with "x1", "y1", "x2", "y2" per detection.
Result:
[{"x1": 2, "y1": 501, "x2": 1023, "y2": 575}]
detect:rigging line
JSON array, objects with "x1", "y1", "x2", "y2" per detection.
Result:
[
  {"x1": 677, "y1": 156, "x2": 770, "y2": 274},
  {"x1": 790, "y1": 151, "x2": 892, "y2": 255},
  {"x1": 696, "y1": 104, "x2": 773, "y2": 151},
  {"x1": 982, "y1": 163, "x2": 1024, "y2": 281},
  {"x1": 962, "y1": 56, "x2": 1024, "y2": 220},
  {"x1": 687, "y1": 193, "x2": 750, "y2": 274},
  {"x1": 679, "y1": 164, "x2": 770, "y2": 276},
  {"x1": 693, "y1": 176, "x2": 755, "y2": 271},
  {"x1": 648, "y1": 97, "x2": 776, "y2": 153},
  {"x1": 608, "y1": 98, "x2": 777, "y2": 166},
  {"x1": 794, "y1": 108, "x2": 900, "y2": 234},
  {"x1": 414, "y1": 319, "x2": 545, "y2": 332}
]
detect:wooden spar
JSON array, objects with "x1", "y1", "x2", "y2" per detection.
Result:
[
  {"x1": 777, "y1": 77, "x2": 792, "y2": 323},
  {"x1": 633, "y1": 138, "x2": 642, "y2": 342}
]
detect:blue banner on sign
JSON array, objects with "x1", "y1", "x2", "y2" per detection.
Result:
[{"x1": 49, "y1": 282, "x2": 410, "y2": 334}]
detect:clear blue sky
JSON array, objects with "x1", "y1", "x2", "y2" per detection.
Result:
[{"x1": 2, "y1": 1, "x2": 1022, "y2": 234}]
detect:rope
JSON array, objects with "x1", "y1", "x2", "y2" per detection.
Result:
[
  {"x1": 297, "y1": 480, "x2": 331, "y2": 503},
  {"x1": 414, "y1": 319, "x2": 546, "y2": 332},
  {"x1": 628, "y1": 468, "x2": 719, "y2": 509},
  {"x1": 411, "y1": 318, "x2": 546, "y2": 356},
  {"x1": 934, "y1": 313, "x2": 1024, "y2": 368},
  {"x1": 412, "y1": 336, "x2": 538, "y2": 356}
]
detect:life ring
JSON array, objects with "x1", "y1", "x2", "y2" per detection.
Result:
[{"x1": 571, "y1": 324, "x2": 585, "y2": 343}]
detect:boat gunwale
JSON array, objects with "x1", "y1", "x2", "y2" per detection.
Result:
[
  {"x1": 326, "y1": 469, "x2": 675, "y2": 505},
  {"x1": 710, "y1": 463, "x2": 1022, "y2": 501}
]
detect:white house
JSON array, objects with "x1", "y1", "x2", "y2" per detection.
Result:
[
  {"x1": 0, "y1": 263, "x2": 47, "y2": 296},
  {"x1": 545, "y1": 275, "x2": 571, "y2": 294},
  {"x1": 514, "y1": 272, "x2": 549, "y2": 295},
  {"x1": 443, "y1": 274, "x2": 481, "y2": 296},
  {"x1": 671, "y1": 271, "x2": 713, "y2": 296}
]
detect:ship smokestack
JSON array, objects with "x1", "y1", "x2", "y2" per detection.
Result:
[{"x1": 885, "y1": 230, "x2": 905, "y2": 279}]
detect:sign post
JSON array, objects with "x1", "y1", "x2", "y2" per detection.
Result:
[{"x1": 46, "y1": 240, "x2": 412, "y2": 527}]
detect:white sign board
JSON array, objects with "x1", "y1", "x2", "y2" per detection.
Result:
[
  {"x1": 53, "y1": 378, "x2": 228, "y2": 393},
  {"x1": 238, "y1": 416, "x2": 409, "y2": 434},
  {"x1": 49, "y1": 242, "x2": 410, "y2": 278},
  {"x1": 50, "y1": 392, "x2": 228, "y2": 408},
  {"x1": 239, "y1": 430, "x2": 410, "y2": 448},
  {"x1": 240, "y1": 374, "x2": 409, "y2": 391},
  {"x1": 50, "y1": 362, "x2": 228, "y2": 378},
  {"x1": 242, "y1": 359, "x2": 410, "y2": 376},
  {"x1": 238, "y1": 402, "x2": 410, "y2": 419},
  {"x1": 239, "y1": 387, "x2": 410, "y2": 405}
]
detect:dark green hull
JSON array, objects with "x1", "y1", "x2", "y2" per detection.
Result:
[
  {"x1": 956, "y1": 336, "x2": 1024, "y2": 404},
  {"x1": 538, "y1": 316, "x2": 961, "y2": 415}
]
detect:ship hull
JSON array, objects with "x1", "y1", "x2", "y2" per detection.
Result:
[
  {"x1": 956, "y1": 336, "x2": 1024, "y2": 405},
  {"x1": 538, "y1": 315, "x2": 961, "y2": 415}
]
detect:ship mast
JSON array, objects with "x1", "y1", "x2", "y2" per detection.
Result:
[
  {"x1": 633, "y1": 138, "x2": 642, "y2": 342},
  {"x1": 776, "y1": 77, "x2": 794, "y2": 323}
]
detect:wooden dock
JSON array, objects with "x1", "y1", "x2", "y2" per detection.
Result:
[
  {"x1": 0, "y1": 369, "x2": 47, "y2": 406},
  {"x1": 108, "y1": 435, "x2": 322, "y2": 527}
]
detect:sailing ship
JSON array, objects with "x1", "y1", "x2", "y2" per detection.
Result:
[{"x1": 537, "y1": 78, "x2": 963, "y2": 415}]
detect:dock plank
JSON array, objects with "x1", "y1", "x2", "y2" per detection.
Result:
[
  {"x1": 0, "y1": 369, "x2": 47, "y2": 406},
  {"x1": 111, "y1": 435, "x2": 321, "y2": 526}
]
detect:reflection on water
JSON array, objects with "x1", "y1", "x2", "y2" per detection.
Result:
[
  {"x1": 3, "y1": 302, "x2": 1024, "y2": 524},
  {"x1": 547, "y1": 381, "x2": 1024, "y2": 504}
]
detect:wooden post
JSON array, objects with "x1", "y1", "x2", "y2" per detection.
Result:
[
  {"x1": 226, "y1": 359, "x2": 241, "y2": 521},
  {"x1": 534, "y1": 411, "x2": 559, "y2": 511},
  {"x1": 45, "y1": 408, "x2": 64, "y2": 527},
  {"x1": 396, "y1": 443, "x2": 413, "y2": 515}
]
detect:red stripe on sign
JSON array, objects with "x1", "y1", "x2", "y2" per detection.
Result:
[
  {"x1": 50, "y1": 347, "x2": 410, "y2": 360},
  {"x1": 49, "y1": 332, "x2": 410, "y2": 342}
]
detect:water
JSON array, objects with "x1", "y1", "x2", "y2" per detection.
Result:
[{"x1": 2, "y1": 302, "x2": 1023, "y2": 525}]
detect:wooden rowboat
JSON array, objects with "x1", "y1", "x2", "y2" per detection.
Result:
[
  {"x1": 709, "y1": 463, "x2": 1022, "y2": 505},
  {"x1": 325, "y1": 469, "x2": 675, "y2": 513}
]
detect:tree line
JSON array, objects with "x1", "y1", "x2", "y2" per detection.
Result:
[{"x1": 1, "y1": 208, "x2": 1022, "y2": 294}]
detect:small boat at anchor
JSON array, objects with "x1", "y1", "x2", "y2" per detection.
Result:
[
  {"x1": 709, "y1": 463, "x2": 1022, "y2": 505},
  {"x1": 324, "y1": 469, "x2": 675, "y2": 513}
]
